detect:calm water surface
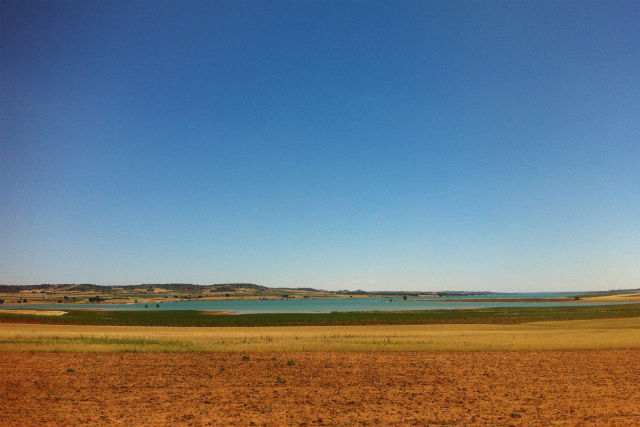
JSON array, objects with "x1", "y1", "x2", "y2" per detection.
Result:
[{"x1": 1, "y1": 292, "x2": 629, "y2": 314}]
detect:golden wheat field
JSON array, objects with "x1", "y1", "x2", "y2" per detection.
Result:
[{"x1": 1, "y1": 316, "x2": 639, "y2": 352}]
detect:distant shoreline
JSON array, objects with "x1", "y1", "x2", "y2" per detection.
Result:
[{"x1": 411, "y1": 297, "x2": 580, "y2": 303}]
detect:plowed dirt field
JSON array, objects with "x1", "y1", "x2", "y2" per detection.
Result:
[{"x1": 1, "y1": 350, "x2": 639, "y2": 426}]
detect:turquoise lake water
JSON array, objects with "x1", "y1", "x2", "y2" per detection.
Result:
[{"x1": 1, "y1": 292, "x2": 630, "y2": 314}]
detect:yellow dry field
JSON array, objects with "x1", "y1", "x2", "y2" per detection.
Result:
[
  {"x1": 0, "y1": 309, "x2": 67, "y2": 316},
  {"x1": 1, "y1": 317, "x2": 640, "y2": 352},
  {"x1": 584, "y1": 292, "x2": 640, "y2": 302}
]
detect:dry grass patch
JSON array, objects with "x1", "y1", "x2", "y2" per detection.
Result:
[
  {"x1": 0, "y1": 310, "x2": 67, "y2": 316},
  {"x1": 584, "y1": 293, "x2": 640, "y2": 302},
  {"x1": 0, "y1": 317, "x2": 639, "y2": 352}
]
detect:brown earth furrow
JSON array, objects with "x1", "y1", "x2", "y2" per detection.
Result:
[{"x1": 1, "y1": 350, "x2": 639, "y2": 427}]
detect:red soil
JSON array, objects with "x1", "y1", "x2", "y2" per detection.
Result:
[{"x1": 1, "y1": 350, "x2": 639, "y2": 426}]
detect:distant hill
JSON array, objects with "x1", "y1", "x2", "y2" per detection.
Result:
[
  {"x1": 0, "y1": 283, "x2": 266, "y2": 293},
  {"x1": 209, "y1": 283, "x2": 267, "y2": 292},
  {"x1": 0, "y1": 284, "x2": 101, "y2": 293},
  {"x1": 3, "y1": 283, "x2": 636, "y2": 296}
]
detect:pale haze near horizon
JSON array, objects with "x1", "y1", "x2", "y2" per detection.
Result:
[{"x1": 1, "y1": 1, "x2": 639, "y2": 292}]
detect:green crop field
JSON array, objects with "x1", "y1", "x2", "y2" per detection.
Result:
[{"x1": 1, "y1": 303, "x2": 639, "y2": 327}]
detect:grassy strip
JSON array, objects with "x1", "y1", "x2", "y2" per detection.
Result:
[
  {"x1": 0, "y1": 303, "x2": 639, "y2": 327},
  {"x1": 0, "y1": 335, "x2": 198, "y2": 352},
  {"x1": 3, "y1": 318, "x2": 640, "y2": 352}
]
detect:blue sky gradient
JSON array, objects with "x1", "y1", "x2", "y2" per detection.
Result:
[{"x1": 1, "y1": 1, "x2": 639, "y2": 291}]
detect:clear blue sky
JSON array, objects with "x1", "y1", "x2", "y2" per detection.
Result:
[{"x1": 1, "y1": 1, "x2": 639, "y2": 291}]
